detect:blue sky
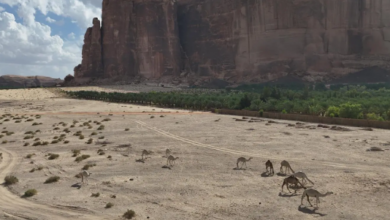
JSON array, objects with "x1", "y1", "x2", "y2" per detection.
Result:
[{"x1": 0, "y1": 0, "x2": 102, "y2": 79}]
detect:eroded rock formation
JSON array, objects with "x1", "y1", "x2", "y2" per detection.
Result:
[{"x1": 75, "y1": 0, "x2": 390, "y2": 84}]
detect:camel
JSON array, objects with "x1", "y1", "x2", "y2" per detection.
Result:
[
  {"x1": 167, "y1": 155, "x2": 179, "y2": 166},
  {"x1": 301, "y1": 189, "x2": 333, "y2": 207},
  {"x1": 80, "y1": 170, "x2": 92, "y2": 184},
  {"x1": 236, "y1": 157, "x2": 252, "y2": 169},
  {"x1": 141, "y1": 150, "x2": 153, "y2": 160},
  {"x1": 165, "y1": 149, "x2": 171, "y2": 157},
  {"x1": 292, "y1": 171, "x2": 314, "y2": 185},
  {"x1": 265, "y1": 160, "x2": 274, "y2": 175},
  {"x1": 280, "y1": 160, "x2": 295, "y2": 174},
  {"x1": 281, "y1": 176, "x2": 306, "y2": 193}
]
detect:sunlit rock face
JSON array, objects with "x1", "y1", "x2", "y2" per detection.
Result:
[{"x1": 75, "y1": 0, "x2": 390, "y2": 83}]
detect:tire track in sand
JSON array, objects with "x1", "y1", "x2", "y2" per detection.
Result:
[
  {"x1": 0, "y1": 148, "x2": 109, "y2": 220},
  {"x1": 135, "y1": 120, "x2": 390, "y2": 172}
]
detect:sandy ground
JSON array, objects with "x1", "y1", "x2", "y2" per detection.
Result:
[{"x1": 0, "y1": 88, "x2": 389, "y2": 220}]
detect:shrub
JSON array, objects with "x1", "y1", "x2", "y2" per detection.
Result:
[
  {"x1": 4, "y1": 175, "x2": 18, "y2": 185},
  {"x1": 47, "y1": 153, "x2": 59, "y2": 160},
  {"x1": 103, "y1": 118, "x2": 111, "y2": 122},
  {"x1": 107, "y1": 155, "x2": 112, "y2": 159},
  {"x1": 91, "y1": 192, "x2": 100, "y2": 197},
  {"x1": 23, "y1": 142, "x2": 30, "y2": 147},
  {"x1": 97, "y1": 125, "x2": 105, "y2": 130},
  {"x1": 0, "y1": 135, "x2": 3, "y2": 138},
  {"x1": 32, "y1": 142, "x2": 41, "y2": 146},
  {"x1": 51, "y1": 140, "x2": 59, "y2": 144},
  {"x1": 32, "y1": 122, "x2": 39, "y2": 126},
  {"x1": 125, "y1": 128, "x2": 129, "y2": 131},
  {"x1": 105, "y1": 203, "x2": 114, "y2": 208},
  {"x1": 259, "y1": 109, "x2": 264, "y2": 117},
  {"x1": 91, "y1": 132, "x2": 97, "y2": 136},
  {"x1": 6, "y1": 132, "x2": 14, "y2": 136},
  {"x1": 281, "y1": 109, "x2": 288, "y2": 114},
  {"x1": 25, "y1": 131, "x2": 34, "y2": 135},
  {"x1": 339, "y1": 103, "x2": 362, "y2": 119},
  {"x1": 26, "y1": 119, "x2": 34, "y2": 122},
  {"x1": 44, "y1": 176, "x2": 60, "y2": 184},
  {"x1": 123, "y1": 210, "x2": 136, "y2": 219},
  {"x1": 86, "y1": 138, "x2": 93, "y2": 144},
  {"x1": 64, "y1": 140, "x2": 70, "y2": 144},
  {"x1": 98, "y1": 136, "x2": 104, "y2": 139},
  {"x1": 82, "y1": 163, "x2": 96, "y2": 170},
  {"x1": 75, "y1": 155, "x2": 90, "y2": 162},
  {"x1": 79, "y1": 135, "x2": 85, "y2": 140},
  {"x1": 23, "y1": 189, "x2": 37, "y2": 197},
  {"x1": 2, "y1": 140, "x2": 7, "y2": 144},
  {"x1": 366, "y1": 113, "x2": 385, "y2": 121},
  {"x1": 26, "y1": 153, "x2": 35, "y2": 159},
  {"x1": 326, "y1": 106, "x2": 340, "y2": 117},
  {"x1": 72, "y1": 149, "x2": 81, "y2": 157},
  {"x1": 53, "y1": 127, "x2": 60, "y2": 131}
]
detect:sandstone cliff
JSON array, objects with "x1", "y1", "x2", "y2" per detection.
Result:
[{"x1": 75, "y1": 0, "x2": 390, "y2": 84}]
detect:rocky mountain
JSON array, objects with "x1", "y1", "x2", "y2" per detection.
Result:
[
  {"x1": 0, "y1": 75, "x2": 63, "y2": 88},
  {"x1": 74, "y1": 0, "x2": 390, "y2": 85}
]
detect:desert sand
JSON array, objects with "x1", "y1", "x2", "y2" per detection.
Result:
[{"x1": 0, "y1": 87, "x2": 389, "y2": 220}]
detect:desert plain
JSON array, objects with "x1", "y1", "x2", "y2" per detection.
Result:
[{"x1": 0, "y1": 86, "x2": 389, "y2": 220}]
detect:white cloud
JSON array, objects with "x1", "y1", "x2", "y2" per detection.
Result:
[
  {"x1": 68, "y1": 32, "x2": 75, "y2": 40},
  {"x1": 45, "y1": 16, "x2": 55, "y2": 23},
  {"x1": 0, "y1": 0, "x2": 103, "y2": 79}
]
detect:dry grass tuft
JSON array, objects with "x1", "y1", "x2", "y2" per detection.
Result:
[
  {"x1": 23, "y1": 189, "x2": 37, "y2": 197},
  {"x1": 4, "y1": 175, "x2": 18, "y2": 186},
  {"x1": 44, "y1": 176, "x2": 60, "y2": 184},
  {"x1": 123, "y1": 210, "x2": 136, "y2": 219}
]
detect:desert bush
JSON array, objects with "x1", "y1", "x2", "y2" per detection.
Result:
[
  {"x1": 32, "y1": 142, "x2": 41, "y2": 146},
  {"x1": 53, "y1": 127, "x2": 60, "y2": 131},
  {"x1": 70, "y1": 125, "x2": 75, "y2": 128},
  {"x1": 86, "y1": 138, "x2": 93, "y2": 144},
  {"x1": 98, "y1": 136, "x2": 104, "y2": 139},
  {"x1": 97, "y1": 125, "x2": 105, "y2": 130},
  {"x1": 102, "y1": 118, "x2": 111, "y2": 122},
  {"x1": 123, "y1": 210, "x2": 136, "y2": 219},
  {"x1": 4, "y1": 119, "x2": 10, "y2": 122},
  {"x1": 47, "y1": 153, "x2": 59, "y2": 160},
  {"x1": 79, "y1": 135, "x2": 85, "y2": 140},
  {"x1": 97, "y1": 149, "x2": 105, "y2": 155},
  {"x1": 107, "y1": 155, "x2": 112, "y2": 159},
  {"x1": 105, "y1": 202, "x2": 114, "y2": 209},
  {"x1": 64, "y1": 140, "x2": 70, "y2": 144},
  {"x1": 75, "y1": 154, "x2": 90, "y2": 162},
  {"x1": 15, "y1": 120, "x2": 21, "y2": 123},
  {"x1": 26, "y1": 119, "x2": 34, "y2": 122},
  {"x1": 37, "y1": 166, "x2": 43, "y2": 171},
  {"x1": 35, "y1": 129, "x2": 41, "y2": 133},
  {"x1": 30, "y1": 168, "x2": 36, "y2": 173},
  {"x1": 32, "y1": 122, "x2": 39, "y2": 126},
  {"x1": 51, "y1": 140, "x2": 59, "y2": 144},
  {"x1": 44, "y1": 176, "x2": 60, "y2": 184},
  {"x1": 125, "y1": 128, "x2": 129, "y2": 131},
  {"x1": 26, "y1": 153, "x2": 35, "y2": 159},
  {"x1": 91, "y1": 192, "x2": 100, "y2": 197},
  {"x1": 2, "y1": 140, "x2": 7, "y2": 144},
  {"x1": 6, "y1": 132, "x2": 14, "y2": 136},
  {"x1": 24, "y1": 136, "x2": 33, "y2": 140},
  {"x1": 53, "y1": 136, "x2": 59, "y2": 139},
  {"x1": 72, "y1": 149, "x2": 81, "y2": 157},
  {"x1": 23, "y1": 189, "x2": 37, "y2": 197},
  {"x1": 82, "y1": 163, "x2": 96, "y2": 170},
  {"x1": 4, "y1": 175, "x2": 18, "y2": 185},
  {"x1": 24, "y1": 142, "x2": 30, "y2": 147},
  {"x1": 0, "y1": 135, "x2": 3, "y2": 138},
  {"x1": 91, "y1": 132, "x2": 97, "y2": 136}
]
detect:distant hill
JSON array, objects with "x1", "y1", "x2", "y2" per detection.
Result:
[{"x1": 0, "y1": 75, "x2": 63, "y2": 89}]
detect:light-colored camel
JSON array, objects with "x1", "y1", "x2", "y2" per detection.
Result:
[
  {"x1": 236, "y1": 157, "x2": 252, "y2": 169},
  {"x1": 280, "y1": 160, "x2": 295, "y2": 174},
  {"x1": 167, "y1": 155, "x2": 179, "y2": 166},
  {"x1": 80, "y1": 170, "x2": 92, "y2": 184},
  {"x1": 265, "y1": 160, "x2": 274, "y2": 175},
  {"x1": 282, "y1": 176, "x2": 306, "y2": 193},
  {"x1": 165, "y1": 149, "x2": 171, "y2": 157},
  {"x1": 141, "y1": 150, "x2": 153, "y2": 160},
  {"x1": 301, "y1": 189, "x2": 333, "y2": 207},
  {"x1": 292, "y1": 171, "x2": 314, "y2": 185}
]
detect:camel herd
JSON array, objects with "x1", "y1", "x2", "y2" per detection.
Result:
[{"x1": 238, "y1": 158, "x2": 333, "y2": 208}]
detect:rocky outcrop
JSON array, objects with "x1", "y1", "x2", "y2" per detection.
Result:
[
  {"x1": 74, "y1": 18, "x2": 103, "y2": 78},
  {"x1": 75, "y1": 0, "x2": 390, "y2": 84},
  {"x1": 0, "y1": 75, "x2": 63, "y2": 88}
]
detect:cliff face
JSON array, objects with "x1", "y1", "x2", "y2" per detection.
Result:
[{"x1": 75, "y1": 0, "x2": 390, "y2": 84}]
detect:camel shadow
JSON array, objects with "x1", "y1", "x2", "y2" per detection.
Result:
[
  {"x1": 233, "y1": 167, "x2": 246, "y2": 171},
  {"x1": 135, "y1": 159, "x2": 145, "y2": 163},
  {"x1": 276, "y1": 172, "x2": 288, "y2": 177},
  {"x1": 261, "y1": 172, "x2": 274, "y2": 177},
  {"x1": 298, "y1": 206, "x2": 327, "y2": 216},
  {"x1": 161, "y1": 165, "x2": 171, "y2": 170},
  {"x1": 71, "y1": 183, "x2": 82, "y2": 189},
  {"x1": 278, "y1": 192, "x2": 298, "y2": 197}
]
